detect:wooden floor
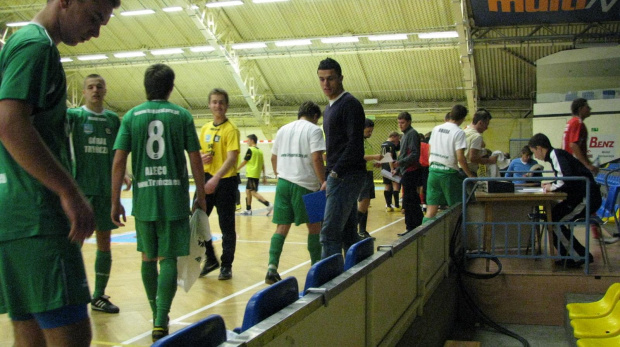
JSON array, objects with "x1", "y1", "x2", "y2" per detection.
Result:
[
  {"x1": 0, "y1": 187, "x2": 407, "y2": 347},
  {"x1": 2, "y1": 187, "x2": 619, "y2": 346}
]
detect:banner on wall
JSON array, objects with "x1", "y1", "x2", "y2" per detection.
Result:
[
  {"x1": 588, "y1": 133, "x2": 617, "y2": 163},
  {"x1": 470, "y1": 0, "x2": 620, "y2": 27}
]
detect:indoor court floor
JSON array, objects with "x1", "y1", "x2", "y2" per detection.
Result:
[{"x1": 0, "y1": 185, "x2": 407, "y2": 347}]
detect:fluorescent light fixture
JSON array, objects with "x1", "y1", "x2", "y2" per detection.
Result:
[
  {"x1": 367, "y1": 34, "x2": 408, "y2": 41},
  {"x1": 150, "y1": 48, "x2": 184, "y2": 56},
  {"x1": 253, "y1": 0, "x2": 289, "y2": 3},
  {"x1": 77, "y1": 54, "x2": 108, "y2": 61},
  {"x1": 60, "y1": 57, "x2": 73, "y2": 63},
  {"x1": 418, "y1": 31, "x2": 459, "y2": 39},
  {"x1": 120, "y1": 9, "x2": 155, "y2": 16},
  {"x1": 232, "y1": 42, "x2": 267, "y2": 49},
  {"x1": 162, "y1": 6, "x2": 183, "y2": 12},
  {"x1": 321, "y1": 36, "x2": 359, "y2": 44},
  {"x1": 6, "y1": 22, "x2": 30, "y2": 27},
  {"x1": 190, "y1": 46, "x2": 216, "y2": 52},
  {"x1": 190, "y1": 5, "x2": 199, "y2": 9},
  {"x1": 364, "y1": 98, "x2": 378, "y2": 105},
  {"x1": 275, "y1": 39, "x2": 312, "y2": 47},
  {"x1": 114, "y1": 51, "x2": 145, "y2": 58},
  {"x1": 206, "y1": 1, "x2": 244, "y2": 8}
]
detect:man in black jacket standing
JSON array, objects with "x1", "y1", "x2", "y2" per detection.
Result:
[
  {"x1": 317, "y1": 57, "x2": 366, "y2": 258},
  {"x1": 529, "y1": 133, "x2": 601, "y2": 268}
]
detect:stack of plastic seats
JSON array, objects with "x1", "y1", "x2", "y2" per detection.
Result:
[{"x1": 567, "y1": 283, "x2": 620, "y2": 346}]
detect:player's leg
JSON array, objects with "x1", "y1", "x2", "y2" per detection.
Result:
[
  {"x1": 92, "y1": 229, "x2": 119, "y2": 313},
  {"x1": 12, "y1": 319, "x2": 45, "y2": 347}
]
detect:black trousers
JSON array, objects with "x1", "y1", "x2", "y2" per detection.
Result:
[
  {"x1": 204, "y1": 174, "x2": 237, "y2": 268},
  {"x1": 401, "y1": 170, "x2": 424, "y2": 231}
]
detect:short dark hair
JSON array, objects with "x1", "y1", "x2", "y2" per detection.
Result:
[
  {"x1": 521, "y1": 145, "x2": 533, "y2": 156},
  {"x1": 317, "y1": 57, "x2": 342, "y2": 76},
  {"x1": 83, "y1": 73, "x2": 105, "y2": 88},
  {"x1": 144, "y1": 64, "x2": 174, "y2": 101},
  {"x1": 247, "y1": 134, "x2": 258, "y2": 144},
  {"x1": 528, "y1": 133, "x2": 552, "y2": 149},
  {"x1": 571, "y1": 98, "x2": 588, "y2": 115},
  {"x1": 448, "y1": 104, "x2": 468, "y2": 121},
  {"x1": 208, "y1": 88, "x2": 229, "y2": 104},
  {"x1": 364, "y1": 118, "x2": 374, "y2": 128},
  {"x1": 472, "y1": 108, "x2": 492, "y2": 125},
  {"x1": 397, "y1": 111, "x2": 412, "y2": 122},
  {"x1": 298, "y1": 101, "x2": 321, "y2": 119}
]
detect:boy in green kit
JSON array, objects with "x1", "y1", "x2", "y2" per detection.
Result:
[{"x1": 111, "y1": 64, "x2": 206, "y2": 342}]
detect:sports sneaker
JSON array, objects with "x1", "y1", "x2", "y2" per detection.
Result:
[
  {"x1": 240, "y1": 210, "x2": 252, "y2": 216},
  {"x1": 236, "y1": 204, "x2": 242, "y2": 211},
  {"x1": 358, "y1": 231, "x2": 375, "y2": 240},
  {"x1": 199, "y1": 259, "x2": 220, "y2": 277},
  {"x1": 266, "y1": 204, "x2": 274, "y2": 217},
  {"x1": 152, "y1": 326, "x2": 169, "y2": 342},
  {"x1": 91, "y1": 295, "x2": 120, "y2": 314},
  {"x1": 604, "y1": 236, "x2": 620, "y2": 244},
  {"x1": 265, "y1": 270, "x2": 282, "y2": 284},
  {"x1": 385, "y1": 206, "x2": 394, "y2": 212},
  {"x1": 218, "y1": 267, "x2": 232, "y2": 280},
  {"x1": 393, "y1": 207, "x2": 401, "y2": 212}
]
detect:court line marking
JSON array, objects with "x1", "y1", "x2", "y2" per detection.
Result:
[{"x1": 120, "y1": 216, "x2": 404, "y2": 345}]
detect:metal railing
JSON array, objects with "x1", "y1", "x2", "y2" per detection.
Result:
[{"x1": 461, "y1": 175, "x2": 593, "y2": 274}]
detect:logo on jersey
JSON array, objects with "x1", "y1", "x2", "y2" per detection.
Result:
[
  {"x1": 105, "y1": 128, "x2": 112, "y2": 135},
  {"x1": 205, "y1": 134, "x2": 212, "y2": 142},
  {"x1": 83, "y1": 123, "x2": 94, "y2": 135},
  {"x1": 214, "y1": 135, "x2": 221, "y2": 142}
]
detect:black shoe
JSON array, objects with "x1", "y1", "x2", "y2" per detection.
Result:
[
  {"x1": 397, "y1": 229, "x2": 413, "y2": 236},
  {"x1": 218, "y1": 267, "x2": 232, "y2": 280},
  {"x1": 358, "y1": 231, "x2": 375, "y2": 240},
  {"x1": 555, "y1": 259, "x2": 587, "y2": 268},
  {"x1": 265, "y1": 270, "x2": 282, "y2": 284},
  {"x1": 152, "y1": 326, "x2": 169, "y2": 342},
  {"x1": 91, "y1": 295, "x2": 120, "y2": 314},
  {"x1": 199, "y1": 259, "x2": 220, "y2": 277}
]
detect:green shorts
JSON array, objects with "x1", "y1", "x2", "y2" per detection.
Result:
[
  {"x1": 135, "y1": 218, "x2": 190, "y2": 259},
  {"x1": 87, "y1": 195, "x2": 118, "y2": 232},
  {"x1": 272, "y1": 178, "x2": 312, "y2": 226},
  {"x1": 426, "y1": 167, "x2": 463, "y2": 206},
  {"x1": 0, "y1": 236, "x2": 90, "y2": 317}
]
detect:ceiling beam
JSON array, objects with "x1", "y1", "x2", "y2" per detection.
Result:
[{"x1": 453, "y1": 0, "x2": 477, "y2": 112}]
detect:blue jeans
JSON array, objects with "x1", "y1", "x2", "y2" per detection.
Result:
[{"x1": 320, "y1": 171, "x2": 365, "y2": 258}]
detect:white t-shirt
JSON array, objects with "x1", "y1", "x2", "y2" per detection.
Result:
[
  {"x1": 273, "y1": 119, "x2": 326, "y2": 191},
  {"x1": 463, "y1": 125, "x2": 483, "y2": 173},
  {"x1": 429, "y1": 122, "x2": 467, "y2": 171}
]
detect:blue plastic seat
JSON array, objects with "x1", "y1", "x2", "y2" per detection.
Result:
[
  {"x1": 302, "y1": 254, "x2": 344, "y2": 296},
  {"x1": 234, "y1": 276, "x2": 299, "y2": 334},
  {"x1": 344, "y1": 237, "x2": 375, "y2": 271},
  {"x1": 151, "y1": 314, "x2": 226, "y2": 347}
]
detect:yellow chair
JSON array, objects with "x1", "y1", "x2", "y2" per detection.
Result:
[
  {"x1": 567, "y1": 283, "x2": 620, "y2": 319},
  {"x1": 577, "y1": 335, "x2": 620, "y2": 347},
  {"x1": 571, "y1": 298, "x2": 620, "y2": 339}
]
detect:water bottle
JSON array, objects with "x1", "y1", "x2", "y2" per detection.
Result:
[{"x1": 593, "y1": 156, "x2": 600, "y2": 168}]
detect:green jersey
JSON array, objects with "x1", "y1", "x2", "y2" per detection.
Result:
[
  {"x1": 114, "y1": 100, "x2": 200, "y2": 221},
  {"x1": 244, "y1": 146, "x2": 263, "y2": 179},
  {"x1": 67, "y1": 106, "x2": 120, "y2": 196},
  {"x1": 0, "y1": 24, "x2": 70, "y2": 242}
]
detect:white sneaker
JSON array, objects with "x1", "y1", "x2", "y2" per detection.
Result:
[
  {"x1": 240, "y1": 210, "x2": 252, "y2": 216},
  {"x1": 604, "y1": 237, "x2": 620, "y2": 244},
  {"x1": 266, "y1": 204, "x2": 274, "y2": 216}
]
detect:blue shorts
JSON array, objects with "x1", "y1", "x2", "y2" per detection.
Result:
[{"x1": 11, "y1": 304, "x2": 88, "y2": 329}]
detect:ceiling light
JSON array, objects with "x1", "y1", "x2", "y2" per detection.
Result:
[
  {"x1": 364, "y1": 98, "x2": 378, "y2": 105},
  {"x1": 418, "y1": 31, "x2": 459, "y2": 39},
  {"x1": 206, "y1": 1, "x2": 244, "y2": 8},
  {"x1": 60, "y1": 57, "x2": 73, "y2": 63},
  {"x1": 114, "y1": 51, "x2": 145, "y2": 58},
  {"x1": 253, "y1": 0, "x2": 289, "y2": 3},
  {"x1": 77, "y1": 54, "x2": 108, "y2": 61},
  {"x1": 367, "y1": 34, "x2": 408, "y2": 41},
  {"x1": 190, "y1": 5, "x2": 199, "y2": 9},
  {"x1": 232, "y1": 42, "x2": 267, "y2": 49},
  {"x1": 275, "y1": 39, "x2": 312, "y2": 47},
  {"x1": 150, "y1": 48, "x2": 184, "y2": 56},
  {"x1": 120, "y1": 9, "x2": 155, "y2": 16},
  {"x1": 162, "y1": 6, "x2": 183, "y2": 12},
  {"x1": 190, "y1": 46, "x2": 216, "y2": 52},
  {"x1": 6, "y1": 22, "x2": 30, "y2": 27},
  {"x1": 321, "y1": 36, "x2": 359, "y2": 44}
]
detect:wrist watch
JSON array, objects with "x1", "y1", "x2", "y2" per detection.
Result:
[{"x1": 329, "y1": 170, "x2": 338, "y2": 179}]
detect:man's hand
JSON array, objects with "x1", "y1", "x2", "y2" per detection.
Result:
[
  {"x1": 201, "y1": 153, "x2": 213, "y2": 165},
  {"x1": 205, "y1": 176, "x2": 220, "y2": 194},
  {"x1": 111, "y1": 201, "x2": 126, "y2": 227},
  {"x1": 62, "y1": 191, "x2": 95, "y2": 243},
  {"x1": 586, "y1": 164, "x2": 599, "y2": 175}
]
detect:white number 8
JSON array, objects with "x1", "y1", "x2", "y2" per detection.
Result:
[{"x1": 146, "y1": 120, "x2": 165, "y2": 159}]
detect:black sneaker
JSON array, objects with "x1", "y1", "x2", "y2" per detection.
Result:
[
  {"x1": 218, "y1": 267, "x2": 232, "y2": 280},
  {"x1": 199, "y1": 259, "x2": 220, "y2": 277},
  {"x1": 265, "y1": 270, "x2": 282, "y2": 284},
  {"x1": 358, "y1": 231, "x2": 375, "y2": 240},
  {"x1": 91, "y1": 295, "x2": 120, "y2": 314},
  {"x1": 152, "y1": 326, "x2": 169, "y2": 342}
]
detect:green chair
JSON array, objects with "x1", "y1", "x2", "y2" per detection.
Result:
[{"x1": 567, "y1": 283, "x2": 620, "y2": 319}]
